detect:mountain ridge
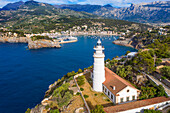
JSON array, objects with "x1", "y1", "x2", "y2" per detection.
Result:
[{"x1": 54, "y1": 1, "x2": 170, "y2": 24}]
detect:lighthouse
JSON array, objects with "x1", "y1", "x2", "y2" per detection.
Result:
[{"x1": 92, "y1": 39, "x2": 105, "y2": 92}]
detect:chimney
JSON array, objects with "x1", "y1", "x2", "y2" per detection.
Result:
[{"x1": 113, "y1": 86, "x2": 115, "y2": 90}]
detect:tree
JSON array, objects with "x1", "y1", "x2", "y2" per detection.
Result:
[
  {"x1": 125, "y1": 51, "x2": 131, "y2": 55},
  {"x1": 139, "y1": 86, "x2": 157, "y2": 99},
  {"x1": 52, "y1": 83, "x2": 73, "y2": 108},
  {"x1": 160, "y1": 66, "x2": 170, "y2": 79},
  {"x1": 78, "y1": 69, "x2": 83, "y2": 73},
  {"x1": 155, "y1": 58, "x2": 162, "y2": 66},
  {"x1": 50, "y1": 109, "x2": 60, "y2": 113},
  {"x1": 77, "y1": 76, "x2": 85, "y2": 86},
  {"x1": 25, "y1": 108, "x2": 31, "y2": 113},
  {"x1": 91, "y1": 105, "x2": 105, "y2": 113},
  {"x1": 116, "y1": 65, "x2": 132, "y2": 78},
  {"x1": 132, "y1": 51, "x2": 155, "y2": 73},
  {"x1": 156, "y1": 85, "x2": 167, "y2": 97}
]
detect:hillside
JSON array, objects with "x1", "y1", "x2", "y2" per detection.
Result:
[
  {"x1": 55, "y1": 1, "x2": 170, "y2": 24},
  {"x1": 0, "y1": 1, "x2": 152, "y2": 34},
  {"x1": 0, "y1": 1, "x2": 99, "y2": 33}
]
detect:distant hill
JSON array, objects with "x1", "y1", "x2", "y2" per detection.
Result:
[
  {"x1": 0, "y1": 1, "x2": 152, "y2": 33},
  {"x1": 0, "y1": 0, "x2": 99, "y2": 33},
  {"x1": 0, "y1": 1, "x2": 24, "y2": 11},
  {"x1": 55, "y1": 1, "x2": 170, "y2": 24}
]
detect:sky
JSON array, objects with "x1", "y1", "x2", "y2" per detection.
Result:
[{"x1": 0, "y1": 0, "x2": 169, "y2": 8}]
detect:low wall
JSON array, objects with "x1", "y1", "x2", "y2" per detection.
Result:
[
  {"x1": 73, "y1": 73, "x2": 90, "y2": 113},
  {"x1": 119, "y1": 100, "x2": 170, "y2": 113},
  {"x1": 154, "y1": 72, "x2": 170, "y2": 88}
]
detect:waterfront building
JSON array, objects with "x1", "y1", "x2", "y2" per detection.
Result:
[{"x1": 91, "y1": 39, "x2": 140, "y2": 104}]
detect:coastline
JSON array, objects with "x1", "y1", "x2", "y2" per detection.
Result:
[{"x1": 112, "y1": 38, "x2": 138, "y2": 49}]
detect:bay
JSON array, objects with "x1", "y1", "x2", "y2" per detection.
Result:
[{"x1": 0, "y1": 35, "x2": 137, "y2": 113}]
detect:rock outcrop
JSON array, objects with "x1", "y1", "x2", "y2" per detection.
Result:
[
  {"x1": 28, "y1": 39, "x2": 61, "y2": 49},
  {"x1": 0, "y1": 37, "x2": 29, "y2": 43}
]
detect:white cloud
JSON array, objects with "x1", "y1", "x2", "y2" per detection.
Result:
[{"x1": 0, "y1": 0, "x2": 10, "y2": 8}]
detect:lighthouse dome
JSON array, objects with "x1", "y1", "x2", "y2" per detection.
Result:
[{"x1": 97, "y1": 39, "x2": 101, "y2": 46}]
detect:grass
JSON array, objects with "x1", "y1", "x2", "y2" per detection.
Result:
[{"x1": 78, "y1": 72, "x2": 113, "y2": 109}]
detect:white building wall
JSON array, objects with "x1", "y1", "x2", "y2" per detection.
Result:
[
  {"x1": 117, "y1": 86, "x2": 139, "y2": 104},
  {"x1": 102, "y1": 84, "x2": 115, "y2": 103},
  {"x1": 93, "y1": 40, "x2": 105, "y2": 92},
  {"x1": 118, "y1": 100, "x2": 170, "y2": 113}
]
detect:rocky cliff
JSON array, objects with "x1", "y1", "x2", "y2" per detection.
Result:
[
  {"x1": 0, "y1": 36, "x2": 61, "y2": 49},
  {"x1": 28, "y1": 39, "x2": 61, "y2": 49},
  {"x1": 0, "y1": 37, "x2": 29, "y2": 43}
]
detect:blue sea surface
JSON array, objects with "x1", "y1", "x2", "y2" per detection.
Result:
[{"x1": 0, "y1": 36, "x2": 137, "y2": 113}]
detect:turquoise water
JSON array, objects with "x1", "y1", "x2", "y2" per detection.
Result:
[{"x1": 0, "y1": 36, "x2": 137, "y2": 113}]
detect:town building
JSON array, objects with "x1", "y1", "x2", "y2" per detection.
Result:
[{"x1": 91, "y1": 39, "x2": 140, "y2": 104}]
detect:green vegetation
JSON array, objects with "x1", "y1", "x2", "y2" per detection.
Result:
[
  {"x1": 0, "y1": 1, "x2": 151, "y2": 34},
  {"x1": 77, "y1": 76, "x2": 85, "y2": 86},
  {"x1": 91, "y1": 105, "x2": 105, "y2": 113},
  {"x1": 143, "y1": 109, "x2": 162, "y2": 113},
  {"x1": 0, "y1": 29, "x2": 26, "y2": 37},
  {"x1": 84, "y1": 94, "x2": 89, "y2": 98},
  {"x1": 76, "y1": 92, "x2": 80, "y2": 95},
  {"x1": 116, "y1": 65, "x2": 132, "y2": 78},
  {"x1": 67, "y1": 71, "x2": 76, "y2": 78},
  {"x1": 78, "y1": 68, "x2": 83, "y2": 73},
  {"x1": 52, "y1": 83, "x2": 73, "y2": 108},
  {"x1": 125, "y1": 51, "x2": 131, "y2": 55},
  {"x1": 160, "y1": 66, "x2": 170, "y2": 80},
  {"x1": 94, "y1": 94, "x2": 97, "y2": 96},
  {"x1": 80, "y1": 88, "x2": 84, "y2": 91},
  {"x1": 31, "y1": 35, "x2": 52, "y2": 41},
  {"x1": 139, "y1": 80, "x2": 168, "y2": 99},
  {"x1": 25, "y1": 108, "x2": 31, "y2": 113},
  {"x1": 129, "y1": 51, "x2": 156, "y2": 73},
  {"x1": 50, "y1": 109, "x2": 60, "y2": 113},
  {"x1": 148, "y1": 38, "x2": 170, "y2": 58}
]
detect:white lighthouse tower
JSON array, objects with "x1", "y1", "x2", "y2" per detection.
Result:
[{"x1": 93, "y1": 39, "x2": 105, "y2": 92}]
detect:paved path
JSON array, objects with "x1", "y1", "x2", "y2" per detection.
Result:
[{"x1": 142, "y1": 72, "x2": 170, "y2": 96}]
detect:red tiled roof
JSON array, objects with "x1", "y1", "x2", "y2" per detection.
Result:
[
  {"x1": 104, "y1": 97, "x2": 170, "y2": 113},
  {"x1": 103, "y1": 67, "x2": 139, "y2": 95}
]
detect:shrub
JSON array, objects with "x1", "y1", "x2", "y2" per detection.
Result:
[
  {"x1": 45, "y1": 105, "x2": 50, "y2": 109},
  {"x1": 52, "y1": 83, "x2": 73, "y2": 108},
  {"x1": 76, "y1": 92, "x2": 80, "y2": 95},
  {"x1": 25, "y1": 108, "x2": 31, "y2": 113},
  {"x1": 72, "y1": 85, "x2": 77, "y2": 87},
  {"x1": 78, "y1": 69, "x2": 83, "y2": 73},
  {"x1": 84, "y1": 95, "x2": 89, "y2": 98},
  {"x1": 160, "y1": 66, "x2": 170, "y2": 79},
  {"x1": 105, "y1": 99, "x2": 110, "y2": 102},
  {"x1": 91, "y1": 105, "x2": 105, "y2": 113},
  {"x1": 77, "y1": 76, "x2": 85, "y2": 86},
  {"x1": 94, "y1": 94, "x2": 97, "y2": 96},
  {"x1": 50, "y1": 109, "x2": 60, "y2": 113},
  {"x1": 80, "y1": 88, "x2": 84, "y2": 91}
]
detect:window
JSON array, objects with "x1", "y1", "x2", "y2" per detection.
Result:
[
  {"x1": 105, "y1": 88, "x2": 107, "y2": 93},
  {"x1": 126, "y1": 97, "x2": 129, "y2": 101},
  {"x1": 132, "y1": 96, "x2": 135, "y2": 100},
  {"x1": 127, "y1": 90, "x2": 129, "y2": 92},
  {"x1": 120, "y1": 98, "x2": 123, "y2": 103},
  {"x1": 103, "y1": 86, "x2": 104, "y2": 91},
  {"x1": 108, "y1": 91, "x2": 110, "y2": 96},
  {"x1": 111, "y1": 94, "x2": 113, "y2": 99}
]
